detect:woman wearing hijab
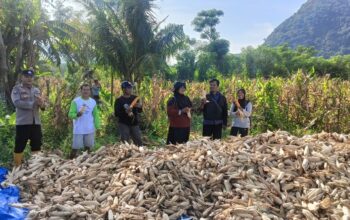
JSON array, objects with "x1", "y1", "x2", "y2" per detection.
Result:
[
  {"x1": 230, "y1": 88, "x2": 252, "y2": 137},
  {"x1": 166, "y1": 82, "x2": 192, "y2": 144}
]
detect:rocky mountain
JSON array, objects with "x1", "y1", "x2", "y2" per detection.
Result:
[{"x1": 265, "y1": 0, "x2": 350, "y2": 57}]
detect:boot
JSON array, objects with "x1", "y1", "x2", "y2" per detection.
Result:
[
  {"x1": 70, "y1": 149, "x2": 79, "y2": 159},
  {"x1": 14, "y1": 153, "x2": 24, "y2": 167},
  {"x1": 84, "y1": 147, "x2": 92, "y2": 153}
]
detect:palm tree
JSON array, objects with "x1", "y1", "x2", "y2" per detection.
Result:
[{"x1": 79, "y1": 0, "x2": 185, "y2": 81}]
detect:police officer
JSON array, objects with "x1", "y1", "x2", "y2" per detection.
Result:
[{"x1": 11, "y1": 69, "x2": 45, "y2": 166}]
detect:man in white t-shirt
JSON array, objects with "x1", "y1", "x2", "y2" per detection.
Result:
[{"x1": 68, "y1": 83, "x2": 100, "y2": 158}]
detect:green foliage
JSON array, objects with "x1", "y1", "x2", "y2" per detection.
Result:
[
  {"x1": 80, "y1": 0, "x2": 185, "y2": 81},
  {"x1": 254, "y1": 79, "x2": 286, "y2": 131},
  {"x1": 0, "y1": 102, "x2": 33, "y2": 168},
  {"x1": 2, "y1": 72, "x2": 350, "y2": 167},
  {"x1": 190, "y1": 8, "x2": 231, "y2": 79},
  {"x1": 196, "y1": 53, "x2": 216, "y2": 81},
  {"x1": 192, "y1": 9, "x2": 224, "y2": 41},
  {"x1": 206, "y1": 39, "x2": 230, "y2": 58},
  {"x1": 0, "y1": 123, "x2": 15, "y2": 168},
  {"x1": 176, "y1": 50, "x2": 196, "y2": 81},
  {"x1": 231, "y1": 45, "x2": 350, "y2": 79},
  {"x1": 0, "y1": 101, "x2": 14, "y2": 167}
]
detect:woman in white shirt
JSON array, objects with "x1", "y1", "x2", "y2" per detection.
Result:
[{"x1": 230, "y1": 89, "x2": 252, "y2": 137}]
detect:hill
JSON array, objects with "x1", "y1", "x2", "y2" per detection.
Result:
[{"x1": 265, "y1": 0, "x2": 350, "y2": 57}]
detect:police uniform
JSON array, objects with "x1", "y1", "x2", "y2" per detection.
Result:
[{"x1": 11, "y1": 70, "x2": 44, "y2": 166}]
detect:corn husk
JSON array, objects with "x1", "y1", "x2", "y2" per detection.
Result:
[{"x1": 3, "y1": 131, "x2": 350, "y2": 220}]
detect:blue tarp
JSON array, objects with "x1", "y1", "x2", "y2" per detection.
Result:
[
  {"x1": 0, "y1": 168, "x2": 7, "y2": 183},
  {"x1": 177, "y1": 214, "x2": 193, "y2": 220},
  {"x1": 0, "y1": 167, "x2": 28, "y2": 220}
]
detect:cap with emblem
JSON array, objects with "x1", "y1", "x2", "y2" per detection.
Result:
[{"x1": 22, "y1": 70, "x2": 34, "y2": 77}]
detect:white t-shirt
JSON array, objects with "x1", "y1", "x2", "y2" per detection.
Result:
[{"x1": 73, "y1": 97, "x2": 97, "y2": 134}]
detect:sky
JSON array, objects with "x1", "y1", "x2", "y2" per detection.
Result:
[
  {"x1": 65, "y1": 0, "x2": 307, "y2": 53},
  {"x1": 154, "y1": 0, "x2": 307, "y2": 53}
]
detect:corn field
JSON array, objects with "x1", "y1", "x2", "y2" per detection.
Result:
[
  {"x1": 102, "y1": 70, "x2": 350, "y2": 139},
  {"x1": 1, "y1": 71, "x2": 350, "y2": 166},
  {"x1": 36, "y1": 70, "x2": 350, "y2": 141}
]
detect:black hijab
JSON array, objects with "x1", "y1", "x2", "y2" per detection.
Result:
[
  {"x1": 234, "y1": 88, "x2": 249, "y2": 111},
  {"x1": 168, "y1": 82, "x2": 192, "y2": 109}
]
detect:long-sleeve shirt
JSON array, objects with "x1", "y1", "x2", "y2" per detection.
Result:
[
  {"x1": 167, "y1": 102, "x2": 191, "y2": 128},
  {"x1": 11, "y1": 84, "x2": 43, "y2": 125},
  {"x1": 230, "y1": 102, "x2": 252, "y2": 128},
  {"x1": 114, "y1": 95, "x2": 142, "y2": 126},
  {"x1": 202, "y1": 92, "x2": 228, "y2": 126},
  {"x1": 68, "y1": 97, "x2": 100, "y2": 134}
]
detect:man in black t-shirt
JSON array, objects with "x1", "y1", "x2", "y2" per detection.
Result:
[{"x1": 114, "y1": 81, "x2": 143, "y2": 146}]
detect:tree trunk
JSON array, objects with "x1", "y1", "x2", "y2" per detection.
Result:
[
  {"x1": 0, "y1": 28, "x2": 10, "y2": 106},
  {"x1": 110, "y1": 71, "x2": 114, "y2": 106},
  {"x1": 46, "y1": 79, "x2": 50, "y2": 98},
  {"x1": 15, "y1": 17, "x2": 25, "y2": 73}
]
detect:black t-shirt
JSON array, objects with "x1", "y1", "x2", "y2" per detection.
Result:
[{"x1": 114, "y1": 95, "x2": 142, "y2": 126}]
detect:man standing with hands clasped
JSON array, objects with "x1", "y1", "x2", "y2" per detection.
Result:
[
  {"x1": 11, "y1": 69, "x2": 46, "y2": 166},
  {"x1": 68, "y1": 83, "x2": 100, "y2": 158},
  {"x1": 200, "y1": 79, "x2": 228, "y2": 140}
]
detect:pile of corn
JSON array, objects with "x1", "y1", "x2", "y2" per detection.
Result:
[{"x1": 3, "y1": 131, "x2": 350, "y2": 220}]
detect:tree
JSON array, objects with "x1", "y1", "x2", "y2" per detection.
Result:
[
  {"x1": 192, "y1": 9, "x2": 224, "y2": 42},
  {"x1": 206, "y1": 39, "x2": 230, "y2": 74},
  {"x1": 80, "y1": 0, "x2": 185, "y2": 82},
  {"x1": 176, "y1": 50, "x2": 196, "y2": 81},
  {"x1": 0, "y1": 28, "x2": 8, "y2": 104},
  {"x1": 0, "y1": 0, "x2": 43, "y2": 106},
  {"x1": 51, "y1": 0, "x2": 74, "y2": 22},
  {"x1": 0, "y1": 0, "x2": 81, "y2": 106},
  {"x1": 192, "y1": 9, "x2": 231, "y2": 76},
  {"x1": 196, "y1": 52, "x2": 216, "y2": 81},
  {"x1": 241, "y1": 46, "x2": 257, "y2": 78}
]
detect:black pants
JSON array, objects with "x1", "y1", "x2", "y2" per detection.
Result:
[
  {"x1": 230, "y1": 127, "x2": 249, "y2": 137},
  {"x1": 15, "y1": 125, "x2": 42, "y2": 153},
  {"x1": 203, "y1": 124, "x2": 222, "y2": 140},
  {"x1": 167, "y1": 127, "x2": 190, "y2": 145}
]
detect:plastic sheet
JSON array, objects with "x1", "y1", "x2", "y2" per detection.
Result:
[
  {"x1": 177, "y1": 214, "x2": 193, "y2": 220},
  {"x1": 0, "y1": 167, "x2": 28, "y2": 220}
]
